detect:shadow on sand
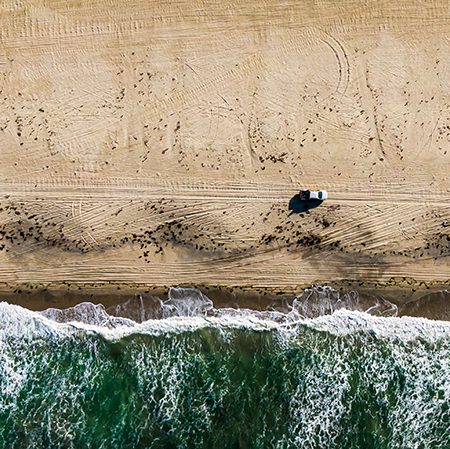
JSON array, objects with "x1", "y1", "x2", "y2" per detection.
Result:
[{"x1": 288, "y1": 194, "x2": 323, "y2": 216}]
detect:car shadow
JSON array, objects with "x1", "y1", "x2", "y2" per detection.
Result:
[{"x1": 288, "y1": 194, "x2": 323, "y2": 216}]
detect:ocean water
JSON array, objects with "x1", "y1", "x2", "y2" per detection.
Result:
[{"x1": 0, "y1": 287, "x2": 449, "y2": 449}]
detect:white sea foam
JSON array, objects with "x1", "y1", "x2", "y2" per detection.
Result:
[
  {"x1": 308, "y1": 309, "x2": 450, "y2": 341},
  {"x1": 292, "y1": 285, "x2": 398, "y2": 318},
  {"x1": 0, "y1": 295, "x2": 449, "y2": 344}
]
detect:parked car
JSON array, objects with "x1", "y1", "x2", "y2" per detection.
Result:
[{"x1": 299, "y1": 190, "x2": 328, "y2": 201}]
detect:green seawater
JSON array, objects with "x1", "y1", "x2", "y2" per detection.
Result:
[{"x1": 0, "y1": 304, "x2": 449, "y2": 449}]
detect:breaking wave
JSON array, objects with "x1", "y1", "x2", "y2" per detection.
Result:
[{"x1": 0, "y1": 286, "x2": 449, "y2": 448}]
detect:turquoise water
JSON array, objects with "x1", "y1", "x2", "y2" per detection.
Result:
[{"x1": 0, "y1": 299, "x2": 449, "y2": 449}]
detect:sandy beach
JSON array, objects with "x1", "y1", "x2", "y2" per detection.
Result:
[{"x1": 0, "y1": 0, "x2": 449, "y2": 303}]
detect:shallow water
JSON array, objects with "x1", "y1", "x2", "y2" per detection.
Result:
[{"x1": 0, "y1": 287, "x2": 449, "y2": 449}]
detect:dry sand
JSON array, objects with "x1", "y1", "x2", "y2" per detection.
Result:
[{"x1": 0, "y1": 0, "x2": 449, "y2": 300}]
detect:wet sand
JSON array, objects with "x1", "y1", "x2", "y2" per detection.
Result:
[
  {"x1": 0, "y1": 0, "x2": 449, "y2": 312},
  {"x1": 1, "y1": 282, "x2": 449, "y2": 321}
]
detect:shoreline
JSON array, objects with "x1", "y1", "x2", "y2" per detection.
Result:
[{"x1": 1, "y1": 280, "x2": 448, "y2": 320}]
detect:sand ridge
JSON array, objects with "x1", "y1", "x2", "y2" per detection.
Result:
[{"x1": 0, "y1": 0, "x2": 449, "y2": 290}]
